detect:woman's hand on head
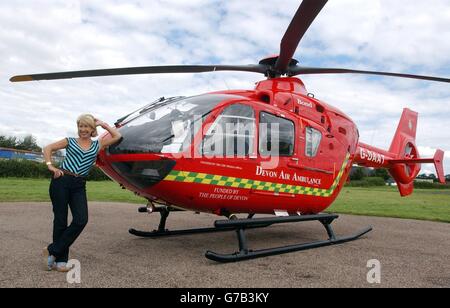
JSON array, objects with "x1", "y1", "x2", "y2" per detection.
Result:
[
  {"x1": 95, "y1": 118, "x2": 108, "y2": 129},
  {"x1": 48, "y1": 165, "x2": 64, "y2": 179}
]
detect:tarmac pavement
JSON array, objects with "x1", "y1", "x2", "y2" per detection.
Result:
[{"x1": 0, "y1": 202, "x2": 449, "y2": 288}]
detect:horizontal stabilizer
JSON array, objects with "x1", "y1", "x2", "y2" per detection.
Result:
[{"x1": 388, "y1": 149, "x2": 445, "y2": 184}]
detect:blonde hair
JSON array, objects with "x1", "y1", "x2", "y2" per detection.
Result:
[{"x1": 77, "y1": 114, "x2": 98, "y2": 137}]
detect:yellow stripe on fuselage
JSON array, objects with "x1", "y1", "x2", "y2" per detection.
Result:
[{"x1": 163, "y1": 153, "x2": 351, "y2": 198}]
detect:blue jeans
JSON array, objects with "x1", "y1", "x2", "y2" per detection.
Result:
[{"x1": 48, "y1": 175, "x2": 88, "y2": 263}]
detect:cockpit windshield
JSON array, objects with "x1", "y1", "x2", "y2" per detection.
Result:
[
  {"x1": 115, "y1": 96, "x2": 185, "y2": 127},
  {"x1": 109, "y1": 94, "x2": 241, "y2": 154}
]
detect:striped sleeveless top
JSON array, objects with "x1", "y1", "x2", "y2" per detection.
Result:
[{"x1": 61, "y1": 137, "x2": 100, "y2": 176}]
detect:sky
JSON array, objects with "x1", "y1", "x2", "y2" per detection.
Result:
[{"x1": 1, "y1": 0, "x2": 449, "y2": 175}]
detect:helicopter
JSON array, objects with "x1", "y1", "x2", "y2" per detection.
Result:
[{"x1": 10, "y1": 0, "x2": 448, "y2": 262}]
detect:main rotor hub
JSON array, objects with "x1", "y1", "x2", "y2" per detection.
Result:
[{"x1": 259, "y1": 56, "x2": 299, "y2": 78}]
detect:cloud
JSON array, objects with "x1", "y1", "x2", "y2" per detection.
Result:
[{"x1": 1, "y1": 0, "x2": 449, "y2": 175}]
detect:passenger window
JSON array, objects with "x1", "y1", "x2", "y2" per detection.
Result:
[
  {"x1": 259, "y1": 112, "x2": 295, "y2": 156},
  {"x1": 202, "y1": 104, "x2": 255, "y2": 157},
  {"x1": 305, "y1": 127, "x2": 322, "y2": 157}
]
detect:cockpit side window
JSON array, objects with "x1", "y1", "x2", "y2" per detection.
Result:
[
  {"x1": 202, "y1": 104, "x2": 255, "y2": 157},
  {"x1": 259, "y1": 112, "x2": 295, "y2": 157},
  {"x1": 305, "y1": 126, "x2": 322, "y2": 157}
]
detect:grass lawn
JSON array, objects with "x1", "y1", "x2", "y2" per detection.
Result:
[
  {"x1": 1, "y1": 178, "x2": 449, "y2": 223},
  {"x1": 0, "y1": 178, "x2": 145, "y2": 204},
  {"x1": 329, "y1": 187, "x2": 450, "y2": 223}
]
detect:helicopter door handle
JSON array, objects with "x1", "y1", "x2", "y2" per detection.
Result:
[{"x1": 287, "y1": 163, "x2": 334, "y2": 175}]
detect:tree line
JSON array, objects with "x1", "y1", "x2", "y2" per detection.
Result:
[
  {"x1": 351, "y1": 166, "x2": 449, "y2": 183},
  {"x1": 0, "y1": 134, "x2": 42, "y2": 152},
  {"x1": 350, "y1": 167, "x2": 390, "y2": 181}
]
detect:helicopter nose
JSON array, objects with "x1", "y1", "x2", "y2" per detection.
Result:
[
  {"x1": 97, "y1": 143, "x2": 177, "y2": 191},
  {"x1": 108, "y1": 159, "x2": 177, "y2": 190}
]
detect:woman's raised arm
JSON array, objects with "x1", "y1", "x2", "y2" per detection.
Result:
[{"x1": 95, "y1": 119, "x2": 122, "y2": 150}]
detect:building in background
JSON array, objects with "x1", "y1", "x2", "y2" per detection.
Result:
[{"x1": 0, "y1": 147, "x2": 64, "y2": 164}]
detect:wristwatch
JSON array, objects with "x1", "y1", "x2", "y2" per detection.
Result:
[{"x1": 46, "y1": 161, "x2": 52, "y2": 166}]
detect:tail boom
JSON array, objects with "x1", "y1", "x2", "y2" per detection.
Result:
[{"x1": 354, "y1": 108, "x2": 446, "y2": 196}]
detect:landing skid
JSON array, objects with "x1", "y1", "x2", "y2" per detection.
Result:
[
  {"x1": 129, "y1": 226, "x2": 238, "y2": 238},
  {"x1": 206, "y1": 214, "x2": 372, "y2": 262},
  {"x1": 129, "y1": 207, "x2": 262, "y2": 238},
  {"x1": 130, "y1": 207, "x2": 372, "y2": 263}
]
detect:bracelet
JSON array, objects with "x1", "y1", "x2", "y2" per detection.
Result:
[{"x1": 46, "y1": 162, "x2": 52, "y2": 166}]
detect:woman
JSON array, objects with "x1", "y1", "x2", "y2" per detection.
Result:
[{"x1": 42, "y1": 114, "x2": 121, "y2": 272}]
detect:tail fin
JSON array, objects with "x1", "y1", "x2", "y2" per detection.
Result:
[
  {"x1": 433, "y1": 150, "x2": 446, "y2": 184},
  {"x1": 389, "y1": 108, "x2": 418, "y2": 156},
  {"x1": 387, "y1": 109, "x2": 445, "y2": 196}
]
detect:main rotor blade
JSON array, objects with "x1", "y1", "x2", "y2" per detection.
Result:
[
  {"x1": 274, "y1": 0, "x2": 328, "y2": 74},
  {"x1": 288, "y1": 66, "x2": 450, "y2": 83},
  {"x1": 10, "y1": 64, "x2": 269, "y2": 82}
]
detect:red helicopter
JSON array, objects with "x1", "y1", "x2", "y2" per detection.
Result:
[{"x1": 11, "y1": 0, "x2": 448, "y2": 262}]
